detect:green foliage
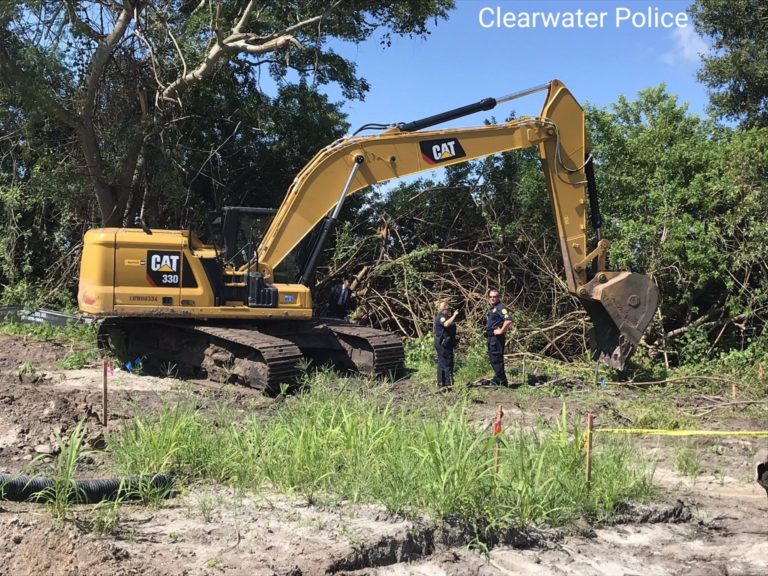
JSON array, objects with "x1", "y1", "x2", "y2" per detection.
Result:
[
  {"x1": 404, "y1": 335, "x2": 436, "y2": 382},
  {"x1": 0, "y1": 0, "x2": 454, "y2": 293},
  {"x1": 678, "y1": 325, "x2": 711, "y2": 365},
  {"x1": 673, "y1": 442, "x2": 701, "y2": 480},
  {"x1": 454, "y1": 330, "x2": 494, "y2": 384},
  {"x1": 31, "y1": 419, "x2": 91, "y2": 520},
  {"x1": 405, "y1": 335, "x2": 433, "y2": 365},
  {"x1": 690, "y1": 0, "x2": 768, "y2": 128},
  {"x1": 674, "y1": 334, "x2": 768, "y2": 400},
  {"x1": 0, "y1": 317, "x2": 96, "y2": 342},
  {"x1": 589, "y1": 88, "x2": 768, "y2": 365},
  {"x1": 110, "y1": 374, "x2": 654, "y2": 530},
  {"x1": 57, "y1": 347, "x2": 98, "y2": 370}
]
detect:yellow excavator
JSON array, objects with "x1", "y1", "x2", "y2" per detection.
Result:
[{"x1": 78, "y1": 80, "x2": 658, "y2": 392}]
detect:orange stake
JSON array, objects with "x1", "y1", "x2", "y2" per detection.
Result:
[
  {"x1": 102, "y1": 359, "x2": 112, "y2": 426},
  {"x1": 493, "y1": 405, "x2": 504, "y2": 474},
  {"x1": 585, "y1": 413, "x2": 594, "y2": 495}
]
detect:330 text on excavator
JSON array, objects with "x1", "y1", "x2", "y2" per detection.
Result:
[{"x1": 478, "y1": 6, "x2": 689, "y2": 29}]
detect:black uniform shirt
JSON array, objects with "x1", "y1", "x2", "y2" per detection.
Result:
[
  {"x1": 486, "y1": 302, "x2": 513, "y2": 332},
  {"x1": 434, "y1": 313, "x2": 457, "y2": 348}
]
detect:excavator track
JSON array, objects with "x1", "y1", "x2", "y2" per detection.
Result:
[
  {"x1": 192, "y1": 325, "x2": 304, "y2": 390},
  {"x1": 323, "y1": 321, "x2": 405, "y2": 376},
  {"x1": 97, "y1": 318, "x2": 302, "y2": 394},
  {"x1": 97, "y1": 317, "x2": 405, "y2": 392}
]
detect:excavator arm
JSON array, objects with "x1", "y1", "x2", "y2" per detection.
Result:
[{"x1": 255, "y1": 80, "x2": 658, "y2": 369}]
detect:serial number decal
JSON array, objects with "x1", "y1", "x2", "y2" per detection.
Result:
[{"x1": 129, "y1": 295, "x2": 159, "y2": 302}]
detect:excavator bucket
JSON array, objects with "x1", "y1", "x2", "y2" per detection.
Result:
[{"x1": 580, "y1": 272, "x2": 659, "y2": 370}]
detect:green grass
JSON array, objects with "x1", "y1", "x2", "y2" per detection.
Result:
[
  {"x1": 109, "y1": 374, "x2": 655, "y2": 530},
  {"x1": 31, "y1": 419, "x2": 92, "y2": 521},
  {"x1": 673, "y1": 441, "x2": 701, "y2": 480},
  {"x1": 620, "y1": 397, "x2": 696, "y2": 430},
  {"x1": 0, "y1": 317, "x2": 96, "y2": 343},
  {"x1": 0, "y1": 318, "x2": 99, "y2": 369},
  {"x1": 57, "y1": 346, "x2": 99, "y2": 369},
  {"x1": 90, "y1": 498, "x2": 123, "y2": 535}
]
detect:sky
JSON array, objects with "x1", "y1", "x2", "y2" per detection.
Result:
[{"x1": 322, "y1": 0, "x2": 710, "y2": 135}]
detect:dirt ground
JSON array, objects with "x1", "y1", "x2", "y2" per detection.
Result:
[{"x1": 0, "y1": 332, "x2": 766, "y2": 576}]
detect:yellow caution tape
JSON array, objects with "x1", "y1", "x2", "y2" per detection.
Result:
[{"x1": 594, "y1": 428, "x2": 768, "y2": 437}]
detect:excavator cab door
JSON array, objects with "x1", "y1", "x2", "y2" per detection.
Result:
[
  {"x1": 203, "y1": 207, "x2": 280, "y2": 307},
  {"x1": 207, "y1": 207, "x2": 277, "y2": 267}
]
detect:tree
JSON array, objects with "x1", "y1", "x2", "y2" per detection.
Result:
[
  {"x1": 0, "y1": 1, "x2": 454, "y2": 227},
  {"x1": 690, "y1": 0, "x2": 768, "y2": 128},
  {"x1": 337, "y1": 87, "x2": 768, "y2": 366},
  {"x1": 588, "y1": 85, "x2": 768, "y2": 365}
]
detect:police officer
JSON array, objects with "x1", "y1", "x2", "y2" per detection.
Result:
[
  {"x1": 434, "y1": 300, "x2": 459, "y2": 388},
  {"x1": 328, "y1": 278, "x2": 355, "y2": 319},
  {"x1": 486, "y1": 289, "x2": 513, "y2": 386}
]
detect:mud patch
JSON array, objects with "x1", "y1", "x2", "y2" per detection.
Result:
[{"x1": 608, "y1": 499, "x2": 693, "y2": 524}]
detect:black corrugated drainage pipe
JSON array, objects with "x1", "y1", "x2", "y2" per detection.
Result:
[{"x1": 0, "y1": 473, "x2": 175, "y2": 503}]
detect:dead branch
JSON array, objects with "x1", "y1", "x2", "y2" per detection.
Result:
[{"x1": 160, "y1": 5, "x2": 323, "y2": 102}]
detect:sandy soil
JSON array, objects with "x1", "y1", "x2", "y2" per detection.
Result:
[{"x1": 0, "y1": 333, "x2": 766, "y2": 576}]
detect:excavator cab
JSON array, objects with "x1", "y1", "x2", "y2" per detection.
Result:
[
  {"x1": 207, "y1": 207, "x2": 276, "y2": 267},
  {"x1": 202, "y1": 207, "x2": 280, "y2": 308}
]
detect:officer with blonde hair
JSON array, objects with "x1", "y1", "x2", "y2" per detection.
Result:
[{"x1": 434, "y1": 299, "x2": 459, "y2": 387}]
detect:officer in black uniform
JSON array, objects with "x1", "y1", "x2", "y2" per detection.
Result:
[
  {"x1": 328, "y1": 278, "x2": 355, "y2": 319},
  {"x1": 485, "y1": 289, "x2": 513, "y2": 386},
  {"x1": 434, "y1": 300, "x2": 459, "y2": 388}
]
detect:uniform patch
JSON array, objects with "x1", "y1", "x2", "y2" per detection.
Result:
[
  {"x1": 502, "y1": 309, "x2": 507, "y2": 315},
  {"x1": 439, "y1": 316, "x2": 446, "y2": 323}
]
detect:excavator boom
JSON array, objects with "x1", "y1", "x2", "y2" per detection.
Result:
[{"x1": 255, "y1": 80, "x2": 658, "y2": 368}]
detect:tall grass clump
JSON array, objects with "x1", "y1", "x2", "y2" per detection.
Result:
[
  {"x1": 110, "y1": 375, "x2": 655, "y2": 530},
  {"x1": 32, "y1": 419, "x2": 91, "y2": 520},
  {"x1": 479, "y1": 403, "x2": 654, "y2": 528},
  {"x1": 110, "y1": 400, "x2": 260, "y2": 485}
]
